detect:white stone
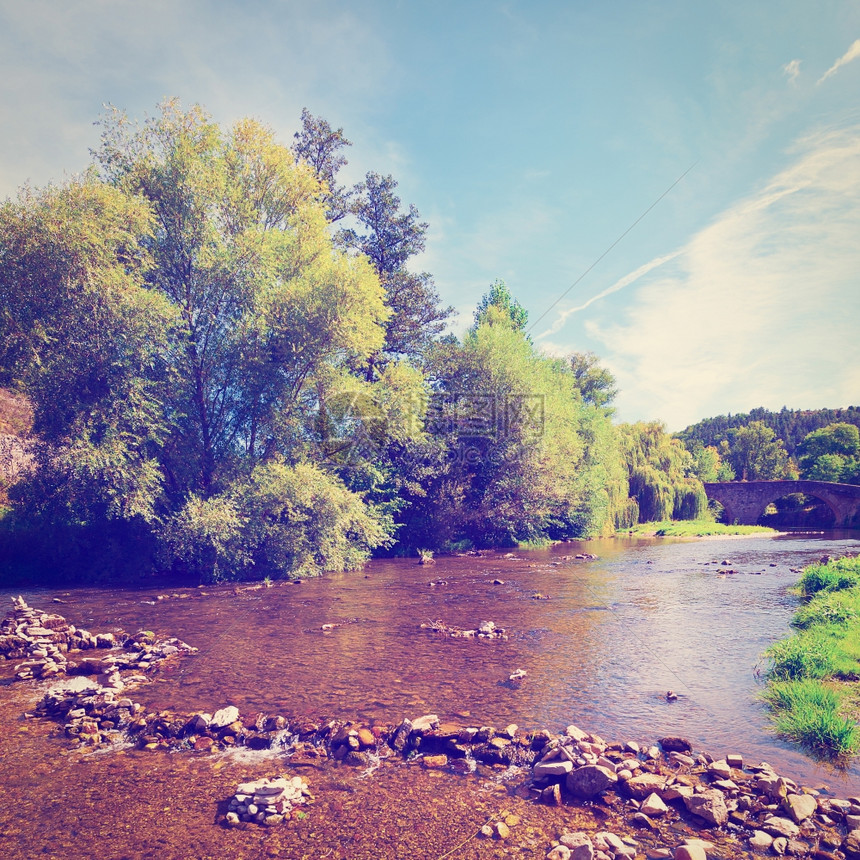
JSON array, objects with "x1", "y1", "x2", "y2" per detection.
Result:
[{"x1": 210, "y1": 706, "x2": 240, "y2": 728}]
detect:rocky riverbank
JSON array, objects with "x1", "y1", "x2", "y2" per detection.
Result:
[{"x1": 3, "y1": 596, "x2": 860, "y2": 859}]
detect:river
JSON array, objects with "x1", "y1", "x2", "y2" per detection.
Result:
[{"x1": 0, "y1": 531, "x2": 858, "y2": 858}]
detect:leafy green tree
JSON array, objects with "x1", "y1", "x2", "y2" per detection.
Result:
[
  {"x1": 727, "y1": 421, "x2": 795, "y2": 481},
  {"x1": 422, "y1": 302, "x2": 620, "y2": 546},
  {"x1": 688, "y1": 442, "x2": 735, "y2": 482},
  {"x1": 343, "y1": 172, "x2": 452, "y2": 365},
  {"x1": 472, "y1": 279, "x2": 529, "y2": 332},
  {"x1": 797, "y1": 423, "x2": 860, "y2": 484},
  {"x1": 0, "y1": 178, "x2": 175, "y2": 525},
  {"x1": 1, "y1": 101, "x2": 405, "y2": 580},
  {"x1": 568, "y1": 351, "x2": 617, "y2": 413}
]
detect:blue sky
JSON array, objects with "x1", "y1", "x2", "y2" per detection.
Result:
[{"x1": 1, "y1": 0, "x2": 858, "y2": 430}]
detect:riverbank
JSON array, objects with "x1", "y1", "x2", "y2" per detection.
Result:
[
  {"x1": 761, "y1": 554, "x2": 860, "y2": 760},
  {"x1": 623, "y1": 521, "x2": 777, "y2": 538}
]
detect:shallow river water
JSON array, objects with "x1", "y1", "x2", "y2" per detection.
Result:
[{"x1": 1, "y1": 531, "x2": 859, "y2": 858}]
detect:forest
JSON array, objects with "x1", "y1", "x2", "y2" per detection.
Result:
[{"x1": 0, "y1": 102, "x2": 855, "y2": 584}]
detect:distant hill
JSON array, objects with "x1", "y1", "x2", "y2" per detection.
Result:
[{"x1": 676, "y1": 406, "x2": 860, "y2": 457}]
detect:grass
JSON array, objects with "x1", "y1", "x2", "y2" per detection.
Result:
[
  {"x1": 760, "y1": 554, "x2": 860, "y2": 761},
  {"x1": 623, "y1": 519, "x2": 776, "y2": 537},
  {"x1": 761, "y1": 679, "x2": 860, "y2": 759}
]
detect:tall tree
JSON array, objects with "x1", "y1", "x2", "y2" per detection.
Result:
[
  {"x1": 568, "y1": 351, "x2": 617, "y2": 412},
  {"x1": 727, "y1": 421, "x2": 795, "y2": 481},
  {"x1": 291, "y1": 108, "x2": 354, "y2": 222},
  {"x1": 473, "y1": 278, "x2": 528, "y2": 332},
  {"x1": 797, "y1": 423, "x2": 860, "y2": 484}
]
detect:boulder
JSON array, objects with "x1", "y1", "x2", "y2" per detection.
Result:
[
  {"x1": 210, "y1": 706, "x2": 240, "y2": 729},
  {"x1": 783, "y1": 793, "x2": 817, "y2": 823},
  {"x1": 624, "y1": 772, "x2": 667, "y2": 799},
  {"x1": 565, "y1": 765, "x2": 617, "y2": 799},
  {"x1": 534, "y1": 759, "x2": 574, "y2": 779},
  {"x1": 660, "y1": 736, "x2": 693, "y2": 753},
  {"x1": 748, "y1": 830, "x2": 773, "y2": 850},
  {"x1": 640, "y1": 792, "x2": 669, "y2": 817},
  {"x1": 683, "y1": 789, "x2": 728, "y2": 827},
  {"x1": 843, "y1": 830, "x2": 860, "y2": 860},
  {"x1": 762, "y1": 815, "x2": 800, "y2": 839},
  {"x1": 674, "y1": 845, "x2": 706, "y2": 860}
]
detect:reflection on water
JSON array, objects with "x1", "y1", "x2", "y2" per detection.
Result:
[{"x1": 3, "y1": 531, "x2": 860, "y2": 794}]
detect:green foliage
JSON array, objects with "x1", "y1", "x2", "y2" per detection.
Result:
[
  {"x1": 761, "y1": 679, "x2": 860, "y2": 759},
  {"x1": 618, "y1": 422, "x2": 707, "y2": 522},
  {"x1": 793, "y1": 589, "x2": 860, "y2": 630},
  {"x1": 726, "y1": 421, "x2": 795, "y2": 481},
  {"x1": 472, "y1": 279, "x2": 529, "y2": 333},
  {"x1": 568, "y1": 351, "x2": 617, "y2": 414},
  {"x1": 798, "y1": 557, "x2": 860, "y2": 595},
  {"x1": 624, "y1": 520, "x2": 774, "y2": 536},
  {"x1": 677, "y1": 405, "x2": 860, "y2": 459},
  {"x1": 797, "y1": 423, "x2": 860, "y2": 485},
  {"x1": 164, "y1": 461, "x2": 391, "y2": 583},
  {"x1": 764, "y1": 630, "x2": 843, "y2": 681},
  {"x1": 0, "y1": 101, "x2": 411, "y2": 582}
]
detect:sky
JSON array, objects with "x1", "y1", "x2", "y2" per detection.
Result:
[{"x1": 0, "y1": 0, "x2": 858, "y2": 430}]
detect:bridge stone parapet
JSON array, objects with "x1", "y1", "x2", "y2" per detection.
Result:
[{"x1": 703, "y1": 480, "x2": 860, "y2": 528}]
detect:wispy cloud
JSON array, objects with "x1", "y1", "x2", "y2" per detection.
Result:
[
  {"x1": 585, "y1": 125, "x2": 860, "y2": 430},
  {"x1": 817, "y1": 38, "x2": 860, "y2": 84},
  {"x1": 782, "y1": 59, "x2": 802, "y2": 84},
  {"x1": 536, "y1": 251, "x2": 681, "y2": 340}
]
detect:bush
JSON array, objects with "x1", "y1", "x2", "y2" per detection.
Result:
[{"x1": 793, "y1": 589, "x2": 860, "y2": 630}]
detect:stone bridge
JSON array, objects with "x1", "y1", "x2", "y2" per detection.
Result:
[{"x1": 703, "y1": 480, "x2": 860, "y2": 528}]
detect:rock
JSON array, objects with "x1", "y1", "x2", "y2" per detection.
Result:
[
  {"x1": 786, "y1": 838, "x2": 810, "y2": 856},
  {"x1": 494, "y1": 821, "x2": 510, "y2": 839},
  {"x1": 683, "y1": 789, "x2": 728, "y2": 827},
  {"x1": 410, "y1": 713, "x2": 439, "y2": 734},
  {"x1": 390, "y1": 718, "x2": 413, "y2": 751},
  {"x1": 480, "y1": 824, "x2": 493, "y2": 838},
  {"x1": 421, "y1": 754, "x2": 448, "y2": 769},
  {"x1": 670, "y1": 752, "x2": 695, "y2": 767},
  {"x1": 534, "y1": 759, "x2": 574, "y2": 778},
  {"x1": 356, "y1": 727, "x2": 375, "y2": 748},
  {"x1": 763, "y1": 816, "x2": 800, "y2": 838},
  {"x1": 210, "y1": 706, "x2": 240, "y2": 729},
  {"x1": 640, "y1": 792, "x2": 669, "y2": 817},
  {"x1": 748, "y1": 830, "x2": 773, "y2": 850},
  {"x1": 565, "y1": 724, "x2": 589, "y2": 742},
  {"x1": 660, "y1": 736, "x2": 693, "y2": 753},
  {"x1": 559, "y1": 832, "x2": 594, "y2": 860},
  {"x1": 565, "y1": 765, "x2": 618, "y2": 799},
  {"x1": 772, "y1": 837, "x2": 787, "y2": 856},
  {"x1": 225, "y1": 811, "x2": 241, "y2": 826},
  {"x1": 725, "y1": 753, "x2": 743, "y2": 769},
  {"x1": 624, "y1": 772, "x2": 667, "y2": 799},
  {"x1": 674, "y1": 845, "x2": 706, "y2": 860},
  {"x1": 843, "y1": 830, "x2": 860, "y2": 860},
  {"x1": 547, "y1": 847, "x2": 572, "y2": 860},
  {"x1": 783, "y1": 793, "x2": 817, "y2": 823},
  {"x1": 708, "y1": 760, "x2": 732, "y2": 779}
]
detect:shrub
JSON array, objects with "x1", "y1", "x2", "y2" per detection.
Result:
[
  {"x1": 764, "y1": 631, "x2": 841, "y2": 681},
  {"x1": 799, "y1": 558, "x2": 860, "y2": 595}
]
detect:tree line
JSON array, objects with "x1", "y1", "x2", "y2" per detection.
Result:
[{"x1": 4, "y1": 101, "x2": 846, "y2": 584}]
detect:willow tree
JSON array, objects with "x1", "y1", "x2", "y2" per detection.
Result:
[{"x1": 619, "y1": 422, "x2": 707, "y2": 522}]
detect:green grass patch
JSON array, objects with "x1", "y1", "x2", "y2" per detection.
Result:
[
  {"x1": 760, "y1": 554, "x2": 860, "y2": 761},
  {"x1": 798, "y1": 556, "x2": 860, "y2": 596},
  {"x1": 761, "y1": 679, "x2": 860, "y2": 759},
  {"x1": 623, "y1": 520, "x2": 775, "y2": 537}
]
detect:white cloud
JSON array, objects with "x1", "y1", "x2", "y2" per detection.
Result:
[
  {"x1": 585, "y1": 125, "x2": 860, "y2": 430},
  {"x1": 782, "y1": 59, "x2": 801, "y2": 84},
  {"x1": 536, "y1": 250, "x2": 681, "y2": 340},
  {"x1": 817, "y1": 38, "x2": 860, "y2": 84}
]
